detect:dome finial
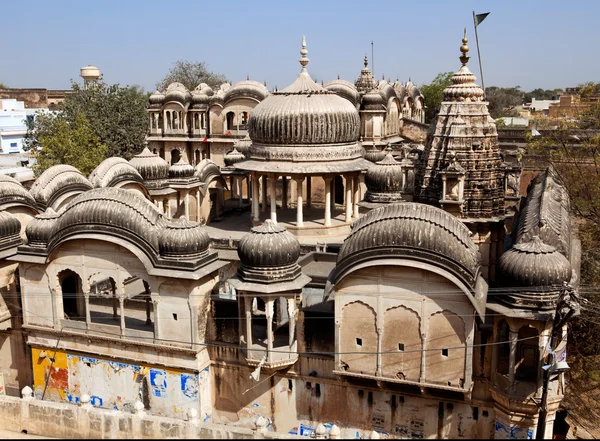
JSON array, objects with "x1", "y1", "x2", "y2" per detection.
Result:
[
  {"x1": 247, "y1": 74, "x2": 250, "y2": 80},
  {"x1": 364, "y1": 55, "x2": 369, "y2": 68},
  {"x1": 299, "y1": 35, "x2": 309, "y2": 71},
  {"x1": 459, "y1": 28, "x2": 470, "y2": 66}
]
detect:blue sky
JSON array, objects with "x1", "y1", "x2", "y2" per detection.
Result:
[{"x1": 2, "y1": 0, "x2": 598, "y2": 92}]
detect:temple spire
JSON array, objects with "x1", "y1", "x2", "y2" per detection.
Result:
[
  {"x1": 299, "y1": 36, "x2": 309, "y2": 72},
  {"x1": 459, "y1": 28, "x2": 470, "y2": 66}
]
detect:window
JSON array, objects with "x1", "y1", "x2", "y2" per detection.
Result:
[
  {"x1": 473, "y1": 406, "x2": 479, "y2": 421},
  {"x1": 398, "y1": 343, "x2": 404, "y2": 351},
  {"x1": 367, "y1": 391, "x2": 373, "y2": 405},
  {"x1": 288, "y1": 379, "x2": 293, "y2": 392},
  {"x1": 173, "y1": 313, "x2": 178, "y2": 321},
  {"x1": 315, "y1": 384, "x2": 321, "y2": 398},
  {"x1": 358, "y1": 389, "x2": 364, "y2": 398},
  {"x1": 391, "y1": 395, "x2": 397, "y2": 409},
  {"x1": 356, "y1": 338, "x2": 362, "y2": 346},
  {"x1": 441, "y1": 348, "x2": 449, "y2": 357}
]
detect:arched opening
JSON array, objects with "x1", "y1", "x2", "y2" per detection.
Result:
[
  {"x1": 152, "y1": 148, "x2": 157, "y2": 155},
  {"x1": 496, "y1": 320, "x2": 510, "y2": 375},
  {"x1": 171, "y1": 149, "x2": 181, "y2": 165},
  {"x1": 334, "y1": 175, "x2": 344, "y2": 205},
  {"x1": 515, "y1": 326, "x2": 539, "y2": 382},
  {"x1": 240, "y1": 111, "x2": 248, "y2": 127},
  {"x1": 159, "y1": 147, "x2": 165, "y2": 159},
  {"x1": 226, "y1": 112, "x2": 235, "y2": 131},
  {"x1": 273, "y1": 297, "x2": 290, "y2": 348},
  {"x1": 88, "y1": 275, "x2": 119, "y2": 328},
  {"x1": 123, "y1": 277, "x2": 154, "y2": 334},
  {"x1": 195, "y1": 150, "x2": 200, "y2": 166},
  {"x1": 59, "y1": 270, "x2": 85, "y2": 321}
]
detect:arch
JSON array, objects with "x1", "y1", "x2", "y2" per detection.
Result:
[
  {"x1": 171, "y1": 148, "x2": 181, "y2": 166},
  {"x1": 58, "y1": 269, "x2": 85, "y2": 321},
  {"x1": 382, "y1": 305, "x2": 421, "y2": 381},
  {"x1": 339, "y1": 300, "x2": 377, "y2": 376},
  {"x1": 334, "y1": 175, "x2": 344, "y2": 205},
  {"x1": 425, "y1": 310, "x2": 466, "y2": 387},
  {"x1": 516, "y1": 326, "x2": 539, "y2": 382},
  {"x1": 225, "y1": 111, "x2": 235, "y2": 131}
]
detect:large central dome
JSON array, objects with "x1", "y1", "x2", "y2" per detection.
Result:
[{"x1": 237, "y1": 37, "x2": 369, "y2": 174}]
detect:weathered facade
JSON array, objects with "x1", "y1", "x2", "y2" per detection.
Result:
[{"x1": 0, "y1": 33, "x2": 579, "y2": 439}]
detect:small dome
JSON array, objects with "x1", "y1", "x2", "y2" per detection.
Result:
[
  {"x1": 149, "y1": 90, "x2": 165, "y2": 108},
  {"x1": 324, "y1": 79, "x2": 360, "y2": 107},
  {"x1": 237, "y1": 220, "x2": 302, "y2": 283},
  {"x1": 129, "y1": 147, "x2": 170, "y2": 180},
  {"x1": 365, "y1": 149, "x2": 404, "y2": 203},
  {"x1": 223, "y1": 80, "x2": 269, "y2": 104},
  {"x1": 378, "y1": 81, "x2": 397, "y2": 105},
  {"x1": 0, "y1": 174, "x2": 37, "y2": 211},
  {"x1": 168, "y1": 158, "x2": 195, "y2": 179},
  {"x1": 164, "y1": 82, "x2": 192, "y2": 105},
  {"x1": 364, "y1": 143, "x2": 387, "y2": 163},
  {"x1": 233, "y1": 134, "x2": 252, "y2": 156},
  {"x1": 158, "y1": 217, "x2": 210, "y2": 260},
  {"x1": 0, "y1": 211, "x2": 21, "y2": 250},
  {"x1": 195, "y1": 159, "x2": 222, "y2": 183},
  {"x1": 29, "y1": 165, "x2": 93, "y2": 210},
  {"x1": 360, "y1": 89, "x2": 386, "y2": 112},
  {"x1": 191, "y1": 84, "x2": 213, "y2": 108},
  {"x1": 224, "y1": 148, "x2": 245, "y2": 167},
  {"x1": 89, "y1": 157, "x2": 144, "y2": 188},
  {"x1": 499, "y1": 237, "x2": 572, "y2": 289},
  {"x1": 25, "y1": 208, "x2": 59, "y2": 248}
]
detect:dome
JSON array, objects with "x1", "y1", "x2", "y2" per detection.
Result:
[
  {"x1": 149, "y1": 90, "x2": 165, "y2": 109},
  {"x1": 499, "y1": 237, "x2": 572, "y2": 289},
  {"x1": 0, "y1": 211, "x2": 22, "y2": 251},
  {"x1": 335, "y1": 203, "x2": 482, "y2": 289},
  {"x1": 365, "y1": 149, "x2": 404, "y2": 203},
  {"x1": 223, "y1": 80, "x2": 269, "y2": 104},
  {"x1": 195, "y1": 159, "x2": 221, "y2": 183},
  {"x1": 361, "y1": 89, "x2": 386, "y2": 112},
  {"x1": 47, "y1": 187, "x2": 165, "y2": 256},
  {"x1": 378, "y1": 81, "x2": 397, "y2": 105},
  {"x1": 29, "y1": 165, "x2": 93, "y2": 210},
  {"x1": 355, "y1": 55, "x2": 376, "y2": 94},
  {"x1": 169, "y1": 158, "x2": 195, "y2": 179},
  {"x1": 233, "y1": 134, "x2": 252, "y2": 156},
  {"x1": 393, "y1": 81, "x2": 406, "y2": 100},
  {"x1": 25, "y1": 208, "x2": 59, "y2": 248},
  {"x1": 158, "y1": 217, "x2": 210, "y2": 260},
  {"x1": 129, "y1": 147, "x2": 170, "y2": 180},
  {"x1": 164, "y1": 82, "x2": 192, "y2": 105},
  {"x1": 191, "y1": 84, "x2": 213, "y2": 108},
  {"x1": 324, "y1": 78, "x2": 361, "y2": 107},
  {"x1": 237, "y1": 220, "x2": 302, "y2": 283},
  {"x1": 224, "y1": 148, "x2": 245, "y2": 167},
  {"x1": 89, "y1": 157, "x2": 144, "y2": 188},
  {"x1": 0, "y1": 174, "x2": 37, "y2": 211},
  {"x1": 364, "y1": 143, "x2": 387, "y2": 163}
]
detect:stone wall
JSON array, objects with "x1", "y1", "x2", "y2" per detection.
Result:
[{"x1": 0, "y1": 392, "x2": 301, "y2": 439}]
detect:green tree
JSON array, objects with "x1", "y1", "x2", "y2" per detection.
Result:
[
  {"x1": 0, "y1": 82, "x2": 7, "y2": 89},
  {"x1": 156, "y1": 60, "x2": 228, "y2": 92},
  {"x1": 485, "y1": 86, "x2": 524, "y2": 119},
  {"x1": 32, "y1": 113, "x2": 107, "y2": 176},
  {"x1": 420, "y1": 71, "x2": 453, "y2": 124},
  {"x1": 25, "y1": 78, "x2": 148, "y2": 160}
]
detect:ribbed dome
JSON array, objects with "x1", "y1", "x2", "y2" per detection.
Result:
[
  {"x1": 223, "y1": 80, "x2": 269, "y2": 104},
  {"x1": 0, "y1": 210, "x2": 20, "y2": 239},
  {"x1": 168, "y1": 158, "x2": 195, "y2": 178},
  {"x1": 149, "y1": 90, "x2": 165, "y2": 108},
  {"x1": 158, "y1": 217, "x2": 210, "y2": 259},
  {"x1": 195, "y1": 159, "x2": 221, "y2": 183},
  {"x1": 237, "y1": 220, "x2": 302, "y2": 283},
  {"x1": 0, "y1": 174, "x2": 37, "y2": 210},
  {"x1": 224, "y1": 148, "x2": 245, "y2": 167},
  {"x1": 378, "y1": 82, "x2": 397, "y2": 105},
  {"x1": 164, "y1": 82, "x2": 192, "y2": 105},
  {"x1": 191, "y1": 83, "x2": 213, "y2": 108},
  {"x1": 129, "y1": 147, "x2": 170, "y2": 180},
  {"x1": 499, "y1": 237, "x2": 572, "y2": 289},
  {"x1": 25, "y1": 208, "x2": 59, "y2": 248},
  {"x1": 364, "y1": 143, "x2": 387, "y2": 163},
  {"x1": 365, "y1": 150, "x2": 404, "y2": 203},
  {"x1": 361, "y1": 89, "x2": 386, "y2": 111},
  {"x1": 324, "y1": 78, "x2": 360, "y2": 107},
  {"x1": 336, "y1": 203, "x2": 481, "y2": 288},
  {"x1": 29, "y1": 165, "x2": 93, "y2": 210},
  {"x1": 89, "y1": 157, "x2": 144, "y2": 188}
]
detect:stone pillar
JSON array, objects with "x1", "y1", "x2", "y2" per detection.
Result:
[
  {"x1": 306, "y1": 176, "x2": 312, "y2": 209},
  {"x1": 238, "y1": 176, "x2": 243, "y2": 208},
  {"x1": 345, "y1": 175, "x2": 352, "y2": 223},
  {"x1": 184, "y1": 190, "x2": 190, "y2": 220},
  {"x1": 287, "y1": 297, "x2": 296, "y2": 349},
  {"x1": 196, "y1": 189, "x2": 201, "y2": 222},
  {"x1": 282, "y1": 176, "x2": 288, "y2": 209},
  {"x1": 261, "y1": 175, "x2": 267, "y2": 213},
  {"x1": 270, "y1": 174, "x2": 277, "y2": 223},
  {"x1": 245, "y1": 296, "x2": 253, "y2": 352},
  {"x1": 252, "y1": 173, "x2": 260, "y2": 222},
  {"x1": 353, "y1": 174, "x2": 360, "y2": 218},
  {"x1": 119, "y1": 295, "x2": 125, "y2": 336},
  {"x1": 295, "y1": 176, "x2": 304, "y2": 227},
  {"x1": 153, "y1": 299, "x2": 160, "y2": 340},
  {"x1": 266, "y1": 299, "x2": 274, "y2": 362},
  {"x1": 324, "y1": 177, "x2": 332, "y2": 227},
  {"x1": 508, "y1": 328, "x2": 518, "y2": 388},
  {"x1": 330, "y1": 177, "x2": 336, "y2": 212},
  {"x1": 84, "y1": 292, "x2": 91, "y2": 330},
  {"x1": 376, "y1": 327, "x2": 383, "y2": 377}
]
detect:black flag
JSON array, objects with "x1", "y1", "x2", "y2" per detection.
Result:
[{"x1": 474, "y1": 12, "x2": 490, "y2": 27}]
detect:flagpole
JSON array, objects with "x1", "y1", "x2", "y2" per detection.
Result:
[
  {"x1": 371, "y1": 41, "x2": 374, "y2": 79},
  {"x1": 473, "y1": 11, "x2": 486, "y2": 101}
]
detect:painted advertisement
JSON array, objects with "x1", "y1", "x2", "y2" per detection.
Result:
[{"x1": 31, "y1": 347, "x2": 201, "y2": 419}]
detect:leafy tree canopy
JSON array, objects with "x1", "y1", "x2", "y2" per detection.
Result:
[
  {"x1": 0, "y1": 82, "x2": 7, "y2": 89},
  {"x1": 419, "y1": 71, "x2": 453, "y2": 124},
  {"x1": 31, "y1": 113, "x2": 107, "y2": 176},
  {"x1": 25, "y1": 77, "x2": 148, "y2": 160},
  {"x1": 485, "y1": 86, "x2": 524, "y2": 119},
  {"x1": 156, "y1": 60, "x2": 229, "y2": 92}
]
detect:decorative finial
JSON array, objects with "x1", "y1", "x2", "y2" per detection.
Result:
[
  {"x1": 337, "y1": 73, "x2": 340, "y2": 80},
  {"x1": 364, "y1": 55, "x2": 369, "y2": 68},
  {"x1": 264, "y1": 80, "x2": 267, "y2": 87},
  {"x1": 382, "y1": 74, "x2": 385, "y2": 80},
  {"x1": 247, "y1": 74, "x2": 250, "y2": 80},
  {"x1": 459, "y1": 28, "x2": 470, "y2": 66},
  {"x1": 299, "y1": 36, "x2": 309, "y2": 71},
  {"x1": 321, "y1": 80, "x2": 324, "y2": 86}
]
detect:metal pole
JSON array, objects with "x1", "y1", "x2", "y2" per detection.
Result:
[
  {"x1": 473, "y1": 11, "x2": 486, "y2": 100},
  {"x1": 371, "y1": 41, "x2": 374, "y2": 80}
]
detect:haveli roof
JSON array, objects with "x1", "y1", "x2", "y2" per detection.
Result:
[
  {"x1": 29, "y1": 165, "x2": 93, "y2": 210},
  {"x1": 223, "y1": 80, "x2": 269, "y2": 104},
  {"x1": 0, "y1": 174, "x2": 38, "y2": 212},
  {"x1": 89, "y1": 157, "x2": 145, "y2": 188}
]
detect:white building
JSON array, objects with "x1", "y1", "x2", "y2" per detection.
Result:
[{"x1": 0, "y1": 99, "x2": 28, "y2": 154}]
